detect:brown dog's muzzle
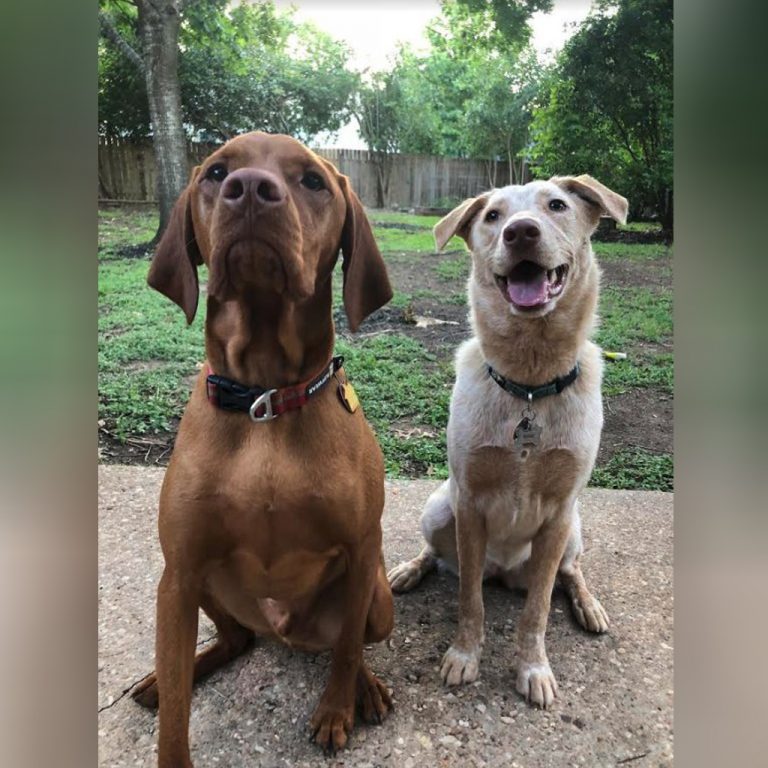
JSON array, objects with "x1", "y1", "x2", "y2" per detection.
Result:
[{"x1": 208, "y1": 168, "x2": 312, "y2": 301}]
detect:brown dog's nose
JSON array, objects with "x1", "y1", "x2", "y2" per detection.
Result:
[
  {"x1": 503, "y1": 218, "x2": 541, "y2": 246},
  {"x1": 221, "y1": 168, "x2": 286, "y2": 208}
]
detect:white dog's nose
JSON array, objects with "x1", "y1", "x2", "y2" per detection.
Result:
[{"x1": 503, "y1": 218, "x2": 541, "y2": 246}]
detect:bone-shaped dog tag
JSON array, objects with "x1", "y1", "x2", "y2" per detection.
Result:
[{"x1": 513, "y1": 416, "x2": 541, "y2": 450}]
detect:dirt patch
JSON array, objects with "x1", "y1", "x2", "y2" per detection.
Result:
[
  {"x1": 600, "y1": 258, "x2": 671, "y2": 291},
  {"x1": 593, "y1": 228, "x2": 670, "y2": 244},
  {"x1": 599, "y1": 387, "x2": 673, "y2": 462},
  {"x1": 336, "y1": 298, "x2": 470, "y2": 358},
  {"x1": 374, "y1": 221, "x2": 430, "y2": 232},
  {"x1": 123, "y1": 360, "x2": 167, "y2": 373},
  {"x1": 334, "y1": 251, "x2": 474, "y2": 357},
  {"x1": 106, "y1": 243, "x2": 153, "y2": 260},
  {"x1": 99, "y1": 427, "x2": 177, "y2": 466}
]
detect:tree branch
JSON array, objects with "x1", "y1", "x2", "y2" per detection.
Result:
[{"x1": 99, "y1": 11, "x2": 145, "y2": 73}]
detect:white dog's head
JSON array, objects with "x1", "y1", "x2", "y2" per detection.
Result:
[{"x1": 434, "y1": 176, "x2": 628, "y2": 319}]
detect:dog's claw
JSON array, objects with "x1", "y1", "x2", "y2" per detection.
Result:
[
  {"x1": 355, "y1": 667, "x2": 393, "y2": 725},
  {"x1": 309, "y1": 705, "x2": 352, "y2": 753},
  {"x1": 388, "y1": 560, "x2": 425, "y2": 593},
  {"x1": 440, "y1": 645, "x2": 481, "y2": 686},
  {"x1": 516, "y1": 660, "x2": 558, "y2": 709},
  {"x1": 573, "y1": 595, "x2": 610, "y2": 634}
]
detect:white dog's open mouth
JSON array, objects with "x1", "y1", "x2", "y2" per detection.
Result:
[{"x1": 494, "y1": 261, "x2": 568, "y2": 309}]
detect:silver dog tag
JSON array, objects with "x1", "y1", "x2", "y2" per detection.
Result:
[{"x1": 513, "y1": 416, "x2": 541, "y2": 450}]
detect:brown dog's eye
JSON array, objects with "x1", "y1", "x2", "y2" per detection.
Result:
[
  {"x1": 205, "y1": 164, "x2": 228, "y2": 183},
  {"x1": 485, "y1": 210, "x2": 500, "y2": 222},
  {"x1": 301, "y1": 172, "x2": 325, "y2": 191},
  {"x1": 549, "y1": 199, "x2": 568, "y2": 211}
]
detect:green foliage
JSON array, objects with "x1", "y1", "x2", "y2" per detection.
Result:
[
  {"x1": 602, "y1": 353, "x2": 673, "y2": 396},
  {"x1": 590, "y1": 449, "x2": 673, "y2": 491},
  {"x1": 99, "y1": 0, "x2": 357, "y2": 142},
  {"x1": 355, "y1": 70, "x2": 406, "y2": 156},
  {"x1": 593, "y1": 241, "x2": 671, "y2": 262},
  {"x1": 596, "y1": 286, "x2": 673, "y2": 395},
  {"x1": 454, "y1": 0, "x2": 552, "y2": 49},
  {"x1": 98, "y1": 207, "x2": 159, "y2": 257},
  {"x1": 597, "y1": 287, "x2": 672, "y2": 346},
  {"x1": 367, "y1": 211, "x2": 441, "y2": 228},
  {"x1": 98, "y1": 1, "x2": 150, "y2": 139},
  {"x1": 99, "y1": 257, "x2": 206, "y2": 437},
  {"x1": 460, "y1": 47, "x2": 544, "y2": 179},
  {"x1": 529, "y1": 0, "x2": 673, "y2": 222},
  {"x1": 356, "y1": 0, "x2": 545, "y2": 171},
  {"x1": 435, "y1": 258, "x2": 470, "y2": 281},
  {"x1": 336, "y1": 334, "x2": 453, "y2": 477},
  {"x1": 373, "y1": 227, "x2": 437, "y2": 254}
]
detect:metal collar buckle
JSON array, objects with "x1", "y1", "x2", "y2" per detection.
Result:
[{"x1": 249, "y1": 389, "x2": 278, "y2": 423}]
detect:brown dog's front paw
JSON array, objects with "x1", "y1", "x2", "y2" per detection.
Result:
[
  {"x1": 356, "y1": 666, "x2": 393, "y2": 724},
  {"x1": 310, "y1": 700, "x2": 354, "y2": 754},
  {"x1": 131, "y1": 673, "x2": 159, "y2": 709}
]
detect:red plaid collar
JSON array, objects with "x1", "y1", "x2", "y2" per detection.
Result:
[{"x1": 206, "y1": 356, "x2": 343, "y2": 422}]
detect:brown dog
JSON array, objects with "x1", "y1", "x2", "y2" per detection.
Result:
[{"x1": 131, "y1": 132, "x2": 395, "y2": 765}]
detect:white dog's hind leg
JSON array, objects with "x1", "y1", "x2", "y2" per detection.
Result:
[
  {"x1": 388, "y1": 480, "x2": 455, "y2": 592},
  {"x1": 558, "y1": 502, "x2": 609, "y2": 633}
]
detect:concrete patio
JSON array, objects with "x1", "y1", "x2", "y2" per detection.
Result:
[{"x1": 99, "y1": 465, "x2": 673, "y2": 767}]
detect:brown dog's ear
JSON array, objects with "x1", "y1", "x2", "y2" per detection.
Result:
[
  {"x1": 433, "y1": 193, "x2": 491, "y2": 251},
  {"x1": 550, "y1": 175, "x2": 628, "y2": 225},
  {"x1": 339, "y1": 175, "x2": 392, "y2": 332},
  {"x1": 147, "y1": 182, "x2": 203, "y2": 325}
]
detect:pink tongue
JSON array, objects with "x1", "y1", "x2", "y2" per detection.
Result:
[{"x1": 506, "y1": 273, "x2": 549, "y2": 307}]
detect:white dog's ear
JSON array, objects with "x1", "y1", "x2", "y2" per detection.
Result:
[
  {"x1": 433, "y1": 193, "x2": 491, "y2": 251},
  {"x1": 550, "y1": 175, "x2": 628, "y2": 225}
]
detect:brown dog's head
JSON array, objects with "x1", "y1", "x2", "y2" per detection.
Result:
[
  {"x1": 148, "y1": 132, "x2": 392, "y2": 331},
  {"x1": 434, "y1": 175, "x2": 628, "y2": 319}
]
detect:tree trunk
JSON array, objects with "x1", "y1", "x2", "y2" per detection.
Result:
[
  {"x1": 136, "y1": 0, "x2": 188, "y2": 242},
  {"x1": 374, "y1": 153, "x2": 392, "y2": 208},
  {"x1": 660, "y1": 187, "x2": 673, "y2": 240}
]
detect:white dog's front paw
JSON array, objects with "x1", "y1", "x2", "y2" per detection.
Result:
[
  {"x1": 440, "y1": 645, "x2": 481, "y2": 686},
  {"x1": 516, "y1": 660, "x2": 558, "y2": 708},
  {"x1": 572, "y1": 594, "x2": 610, "y2": 634},
  {"x1": 387, "y1": 560, "x2": 424, "y2": 593}
]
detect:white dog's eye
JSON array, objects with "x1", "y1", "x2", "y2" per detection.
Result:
[
  {"x1": 485, "y1": 209, "x2": 500, "y2": 222},
  {"x1": 549, "y1": 199, "x2": 568, "y2": 212}
]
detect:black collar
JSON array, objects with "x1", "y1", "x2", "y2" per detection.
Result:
[
  {"x1": 206, "y1": 356, "x2": 343, "y2": 422},
  {"x1": 487, "y1": 361, "x2": 580, "y2": 402}
]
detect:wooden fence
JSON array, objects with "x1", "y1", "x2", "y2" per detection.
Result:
[{"x1": 98, "y1": 138, "x2": 529, "y2": 209}]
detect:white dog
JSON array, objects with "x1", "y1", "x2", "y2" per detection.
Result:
[{"x1": 388, "y1": 176, "x2": 628, "y2": 708}]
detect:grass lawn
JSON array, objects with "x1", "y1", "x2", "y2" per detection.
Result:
[{"x1": 98, "y1": 206, "x2": 673, "y2": 490}]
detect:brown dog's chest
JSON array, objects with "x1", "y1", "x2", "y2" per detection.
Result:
[
  {"x1": 163, "y1": 392, "x2": 383, "y2": 570},
  {"x1": 206, "y1": 543, "x2": 346, "y2": 603}
]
